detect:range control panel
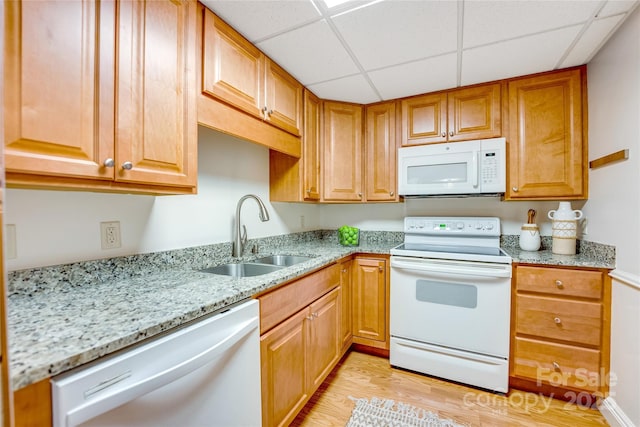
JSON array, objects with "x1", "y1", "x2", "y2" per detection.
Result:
[{"x1": 404, "y1": 217, "x2": 501, "y2": 237}]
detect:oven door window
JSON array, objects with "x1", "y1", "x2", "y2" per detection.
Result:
[{"x1": 416, "y1": 280, "x2": 477, "y2": 309}]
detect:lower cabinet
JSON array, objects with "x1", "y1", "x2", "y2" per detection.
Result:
[
  {"x1": 258, "y1": 264, "x2": 342, "y2": 427},
  {"x1": 510, "y1": 264, "x2": 611, "y2": 401},
  {"x1": 352, "y1": 256, "x2": 389, "y2": 350}
]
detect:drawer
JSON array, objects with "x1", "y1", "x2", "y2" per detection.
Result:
[
  {"x1": 516, "y1": 295, "x2": 602, "y2": 346},
  {"x1": 516, "y1": 266, "x2": 603, "y2": 299},
  {"x1": 513, "y1": 337, "x2": 602, "y2": 392},
  {"x1": 259, "y1": 264, "x2": 340, "y2": 334}
]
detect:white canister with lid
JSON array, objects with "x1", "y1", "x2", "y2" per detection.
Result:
[{"x1": 548, "y1": 202, "x2": 583, "y2": 255}]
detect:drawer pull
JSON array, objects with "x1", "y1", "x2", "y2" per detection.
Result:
[
  {"x1": 306, "y1": 315, "x2": 314, "y2": 321},
  {"x1": 553, "y1": 362, "x2": 561, "y2": 371},
  {"x1": 554, "y1": 317, "x2": 562, "y2": 324},
  {"x1": 555, "y1": 280, "x2": 563, "y2": 288}
]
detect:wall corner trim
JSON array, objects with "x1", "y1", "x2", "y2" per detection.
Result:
[{"x1": 598, "y1": 397, "x2": 637, "y2": 427}]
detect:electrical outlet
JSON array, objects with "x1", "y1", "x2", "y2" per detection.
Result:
[
  {"x1": 100, "y1": 221, "x2": 121, "y2": 250},
  {"x1": 581, "y1": 217, "x2": 588, "y2": 236},
  {"x1": 5, "y1": 224, "x2": 17, "y2": 259}
]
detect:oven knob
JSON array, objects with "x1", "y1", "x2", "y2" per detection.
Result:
[
  {"x1": 475, "y1": 223, "x2": 482, "y2": 230},
  {"x1": 486, "y1": 223, "x2": 494, "y2": 230},
  {"x1": 456, "y1": 222, "x2": 464, "y2": 230}
]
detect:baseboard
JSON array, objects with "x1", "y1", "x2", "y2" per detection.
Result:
[{"x1": 598, "y1": 397, "x2": 636, "y2": 427}]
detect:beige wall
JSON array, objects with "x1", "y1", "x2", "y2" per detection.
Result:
[{"x1": 587, "y1": 5, "x2": 640, "y2": 426}]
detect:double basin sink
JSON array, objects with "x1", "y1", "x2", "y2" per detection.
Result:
[{"x1": 201, "y1": 255, "x2": 314, "y2": 278}]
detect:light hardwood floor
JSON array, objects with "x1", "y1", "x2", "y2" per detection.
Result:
[{"x1": 292, "y1": 351, "x2": 608, "y2": 427}]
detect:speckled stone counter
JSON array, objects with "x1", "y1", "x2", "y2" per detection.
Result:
[
  {"x1": 501, "y1": 235, "x2": 616, "y2": 269},
  {"x1": 7, "y1": 230, "x2": 614, "y2": 391},
  {"x1": 7, "y1": 231, "x2": 401, "y2": 390}
]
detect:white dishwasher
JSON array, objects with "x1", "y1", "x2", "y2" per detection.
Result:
[{"x1": 51, "y1": 299, "x2": 261, "y2": 427}]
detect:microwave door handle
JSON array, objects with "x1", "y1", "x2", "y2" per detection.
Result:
[{"x1": 471, "y1": 151, "x2": 479, "y2": 188}]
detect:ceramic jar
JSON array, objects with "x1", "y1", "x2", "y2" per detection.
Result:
[
  {"x1": 519, "y1": 224, "x2": 541, "y2": 251},
  {"x1": 548, "y1": 202, "x2": 583, "y2": 255}
]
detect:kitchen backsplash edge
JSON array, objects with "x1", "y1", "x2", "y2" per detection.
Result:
[{"x1": 7, "y1": 231, "x2": 614, "y2": 293}]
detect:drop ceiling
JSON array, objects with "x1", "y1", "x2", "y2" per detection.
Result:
[{"x1": 200, "y1": 0, "x2": 639, "y2": 104}]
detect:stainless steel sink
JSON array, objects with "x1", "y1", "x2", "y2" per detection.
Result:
[
  {"x1": 200, "y1": 262, "x2": 283, "y2": 278},
  {"x1": 253, "y1": 255, "x2": 314, "y2": 266}
]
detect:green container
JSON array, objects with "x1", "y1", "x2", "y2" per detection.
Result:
[{"x1": 338, "y1": 226, "x2": 359, "y2": 246}]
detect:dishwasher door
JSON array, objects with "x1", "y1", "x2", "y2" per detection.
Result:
[{"x1": 51, "y1": 299, "x2": 261, "y2": 427}]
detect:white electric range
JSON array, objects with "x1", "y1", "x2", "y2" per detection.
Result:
[{"x1": 389, "y1": 216, "x2": 512, "y2": 393}]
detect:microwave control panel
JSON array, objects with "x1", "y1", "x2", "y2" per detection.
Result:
[{"x1": 479, "y1": 141, "x2": 506, "y2": 193}]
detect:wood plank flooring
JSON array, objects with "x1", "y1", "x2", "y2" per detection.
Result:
[{"x1": 292, "y1": 351, "x2": 608, "y2": 427}]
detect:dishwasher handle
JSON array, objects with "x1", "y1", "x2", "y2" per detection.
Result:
[
  {"x1": 66, "y1": 315, "x2": 258, "y2": 426},
  {"x1": 391, "y1": 257, "x2": 512, "y2": 278}
]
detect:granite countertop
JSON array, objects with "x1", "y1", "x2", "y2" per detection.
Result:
[
  {"x1": 6, "y1": 231, "x2": 614, "y2": 391},
  {"x1": 7, "y1": 236, "x2": 395, "y2": 390}
]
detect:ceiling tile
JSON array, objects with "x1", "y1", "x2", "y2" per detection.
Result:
[
  {"x1": 561, "y1": 15, "x2": 625, "y2": 67},
  {"x1": 257, "y1": 20, "x2": 360, "y2": 85},
  {"x1": 461, "y1": 26, "x2": 582, "y2": 86},
  {"x1": 463, "y1": 0, "x2": 601, "y2": 49},
  {"x1": 332, "y1": 0, "x2": 458, "y2": 70},
  {"x1": 307, "y1": 74, "x2": 380, "y2": 104},
  {"x1": 598, "y1": 0, "x2": 639, "y2": 17},
  {"x1": 200, "y1": 1, "x2": 321, "y2": 42},
  {"x1": 368, "y1": 53, "x2": 458, "y2": 100}
]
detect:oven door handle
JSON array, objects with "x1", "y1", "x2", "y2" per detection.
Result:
[{"x1": 391, "y1": 258, "x2": 512, "y2": 278}]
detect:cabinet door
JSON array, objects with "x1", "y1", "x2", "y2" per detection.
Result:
[
  {"x1": 303, "y1": 91, "x2": 321, "y2": 201},
  {"x1": 306, "y1": 288, "x2": 340, "y2": 392},
  {"x1": 401, "y1": 93, "x2": 447, "y2": 146},
  {"x1": 201, "y1": 8, "x2": 263, "y2": 119},
  {"x1": 323, "y1": 101, "x2": 363, "y2": 201},
  {"x1": 339, "y1": 260, "x2": 353, "y2": 353},
  {"x1": 116, "y1": 0, "x2": 197, "y2": 188},
  {"x1": 265, "y1": 59, "x2": 302, "y2": 136},
  {"x1": 352, "y1": 258, "x2": 387, "y2": 344},
  {"x1": 447, "y1": 84, "x2": 501, "y2": 142},
  {"x1": 365, "y1": 102, "x2": 398, "y2": 201},
  {"x1": 507, "y1": 69, "x2": 586, "y2": 199},
  {"x1": 261, "y1": 309, "x2": 308, "y2": 427},
  {"x1": 4, "y1": 0, "x2": 115, "y2": 180}
]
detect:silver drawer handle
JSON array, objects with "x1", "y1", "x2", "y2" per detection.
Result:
[
  {"x1": 555, "y1": 280, "x2": 563, "y2": 288},
  {"x1": 554, "y1": 317, "x2": 562, "y2": 324},
  {"x1": 553, "y1": 362, "x2": 561, "y2": 371},
  {"x1": 122, "y1": 161, "x2": 133, "y2": 170},
  {"x1": 103, "y1": 158, "x2": 115, "y2": 168}
]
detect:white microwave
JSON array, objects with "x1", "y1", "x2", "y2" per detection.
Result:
[{"x1": 398, "y1": 137, "x2": 506, "y2": 197}]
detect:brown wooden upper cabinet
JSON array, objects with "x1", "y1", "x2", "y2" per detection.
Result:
[
  {"x1": 365, "y1": 102, "x2": 399, "y2": 202},
  {"x1": 401, "y1": 83, "x2": 501, "y2": 146},
  {"x1": 506, "y1": 68, "x2": 587, "y2": 200},
  {"x1": 201, "y1": 9, "x2": 302, "y2": 136},
  {"x1": 4, "y1": 0, "x2": 197, "y2": 194},
  {"x1": 269, "y1": 90, "x2": 320, "y2": 202},
  {"x1": 322, "y1": 101, "x2": 364, "y2": 202}
]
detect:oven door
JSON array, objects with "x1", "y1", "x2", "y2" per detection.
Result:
[{"x1": 390, "y1": 256, "x2": 511, "y2": 358}]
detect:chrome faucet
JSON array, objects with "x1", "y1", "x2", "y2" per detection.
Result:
[{"x1": 233, "y1": 194, "x2": 270, "y2": 257}]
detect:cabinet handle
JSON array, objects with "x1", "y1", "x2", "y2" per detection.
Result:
[
  {"x1": 262, "y1": 106, "x2": 268, "y2": 120},
  {"x1": 553, "y1": 362, "x2": 561, "y2": 371},
  {"x1": 103, "y1": 158, "x2": 115, "y2": 168},
  {"x1": 306, "y1": 315, "x2": 314, "y2": 321},
  {"x1": 441, "y1": 132, "x2": 446, "y2": 137},
  {"x1": 449, "y1": 131, "x2": 454, "y2": 137},
  {"x1": 306, "y1": 189, "x2": 311, "y2": 194},
  {"x1": 122, "y1": 161, "x2": 133, "y2": 170},
  {"x1": 554, "y1": 317, "x2": 562, "y2": 324},
  {"x1": 268, "y1": 109, "x2": 274, "y2": 116},
  {"x1": 555, "y1": 280, "x2": 563, "y2": 288},
  {"x1": 512, "y1": 187, "x2": 519, "y2": 192},
  {"x1": 342, "y1": 269, "x2": 348, "y2": 273},
  {"x1": 358, "y1": 192, "x2": 362, "y2": 198},
  {"x1": 378, "y1": 266, "x2": 383, "y2": 272},
  {"x1": 390, "y1": 191, "x2": 394, "y2": 197}
]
